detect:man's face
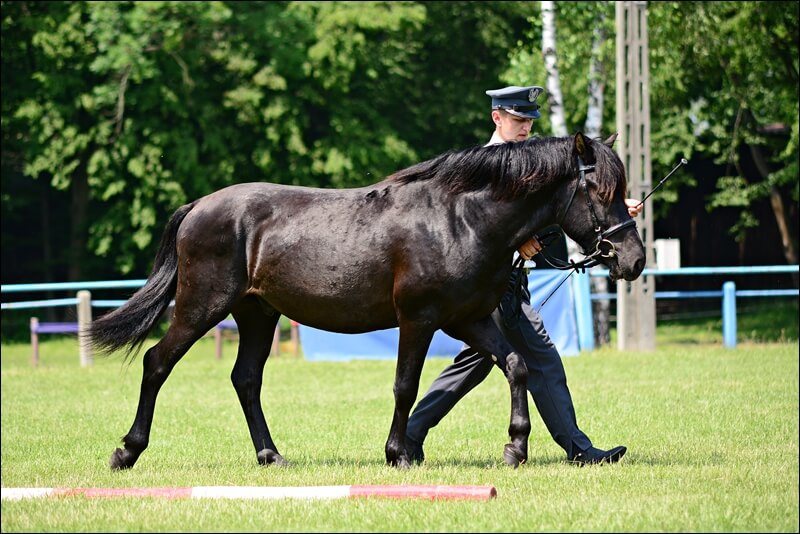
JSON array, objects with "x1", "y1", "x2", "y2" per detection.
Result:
[{"x1": 494, "y1": 110, "x2": 533, "y2": 142}]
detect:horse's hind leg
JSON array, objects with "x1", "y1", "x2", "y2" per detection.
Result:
[
  {"x1": 110, "y1": 314, "x2": 226, "y2": 469},
  {"x1": 229, "y1": 296, "x2": 286, "y2": 466}
]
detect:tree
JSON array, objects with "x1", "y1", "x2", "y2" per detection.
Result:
[
  {"x1": 1, "y1": 1, "x2": 534, "y2": 285},
  {"x1": 506, "y1": 1, "x2": 797, "y2": 274},
  {"x1": 648, "y1": 1, "x2": 798, "y2": 272},
  {"x1": 540, "y1": 1, "x2": 567, "y2": 138},
  {"x1": 4, "y1": 1, "x2": 242, "y2": 276},
  {"x1": 538, "y1": 1, "x2": 618, "y2": 345}
]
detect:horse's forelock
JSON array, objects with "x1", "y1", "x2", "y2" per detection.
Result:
[{"x1": 591, "y1": 139, "x2": 627, "y2": 204}]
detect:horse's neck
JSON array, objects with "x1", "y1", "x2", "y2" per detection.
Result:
[{"x1": 458, "y1": 191, "x2": 555, "y2": 255}]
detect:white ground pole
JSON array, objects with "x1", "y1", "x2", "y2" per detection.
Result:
[{"x1": 2, "y1": 485, "x2": 497, "y2": 501}]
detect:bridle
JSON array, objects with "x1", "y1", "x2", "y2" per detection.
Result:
[
  {"x1": 515, "y1": 155, "x2": 636, "y2": 283},
  {"x1": 523, "y1": 156, "x2": 688, "y2": 313},
  {"x1": 505, "y1": 156, "x2": 636, "y2": 319},
  {"x1": 502, "y1": 155, "x2": 687, "y2": 323},
  {"x1": 534, "y1": 156, "x2": 637, "y2": 272}
]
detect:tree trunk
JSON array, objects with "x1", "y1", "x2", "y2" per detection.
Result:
[
  {"x1": 41, "y1": 184, "x2": 56, "y2": 322},
  {"x1": 541, "y1": 1, "x2": 568, "y2": 139},
  {"x1": 583, "y1": 20, "x2": 611, "y2": 346},
  {"x1": 68, "y1": 161, "x2": 89, "y2": 283},
  {"x1": 749, "y1": 143, "x2": 799, "y2": 286},
  {"x1": 541, "y1": 1, "x2": 581, "y2": 264}
]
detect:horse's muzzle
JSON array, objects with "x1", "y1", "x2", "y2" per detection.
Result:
[{"x1": 612, "y1": 256, "x2": 645, "y2": 281}]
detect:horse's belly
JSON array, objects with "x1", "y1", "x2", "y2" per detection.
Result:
[{"x1": 259, "y1": 286, "x2": 398, "y2": 334}]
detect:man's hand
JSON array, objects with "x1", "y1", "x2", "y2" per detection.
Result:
[
  {"x1": 625, "y1": 198, "x2": 643, "y2": 218},
  {"x1": 518, "y1": 236, "x2": 543, "y2": 260}
]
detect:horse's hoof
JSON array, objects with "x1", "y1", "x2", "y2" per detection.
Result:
[
  {"x1": 503, "y1": 443, "x2": 526, "y2": 468},
  {"x1": 109, "y1": 447, "x2": 136, "y2": 470},
  {"x1": 387, "y1": 457, "x2": 412, "y2": 470},
  {"x1": 257, "y1": 448, "x2": 289, "y2": 466}
]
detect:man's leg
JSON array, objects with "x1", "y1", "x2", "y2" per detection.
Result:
[
  {"x1": 502, "y1": 301, "x2": 626, "y2": 464},
  {"x1": 406, "y1": 303, "x2": 625, "y2": 465},
  {"x1": 497, "y1": 301, "x2": 592, "y2": 458},
  {"x1": 406, "y1": 345, "x2": 494, "y2": 458}
]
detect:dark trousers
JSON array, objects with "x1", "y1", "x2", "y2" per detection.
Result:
[{"x1": 406, "y1": 292, "x2": 593, "y2": 459}]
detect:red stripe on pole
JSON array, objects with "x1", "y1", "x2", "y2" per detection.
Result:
[
  {"x1": 349, "y1": 484, "x2": 497, "y2": 500},
  {"x1": 53, "y1": 487, "x2": 192, "y2": 499}
]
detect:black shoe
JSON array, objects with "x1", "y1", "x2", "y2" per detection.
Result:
[
  {"x1": 406, "y1": 436, "x2": 425, "y2": 464},
  {"x1": 569, "y1": 445, "x2": 627, "y2": 466}
]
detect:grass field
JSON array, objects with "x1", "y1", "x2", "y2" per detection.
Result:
[{"x1": 1, "y1": 313, "x2": 798, "y2": 532}]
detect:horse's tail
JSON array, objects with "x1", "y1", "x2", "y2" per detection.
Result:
[{"x1": 88, "y1": 201, "x2": 197, "y2": 361}]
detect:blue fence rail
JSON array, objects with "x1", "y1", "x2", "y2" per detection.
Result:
[
  {"x1": 1, "y1": 279, "x2": 146, "y2": 310},
  {"x1": 574, "y1": 264, "x2": 799, "y2": 349},
  {"x1": 2, "y1": 265, "x2": 798, "y2": 354}
]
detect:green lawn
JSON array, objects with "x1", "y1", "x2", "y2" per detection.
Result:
[{"x1": 1, "y1": 328, "x2": 797, "y2": 532}]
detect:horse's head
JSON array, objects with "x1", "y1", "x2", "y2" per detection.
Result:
[{"x1": 557, "y1": 132, "x2": 645, "y2": 282}]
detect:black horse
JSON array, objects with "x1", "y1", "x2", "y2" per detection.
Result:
[{"x1": 89, "y1": 132, "x2": 645, "y2": 470}]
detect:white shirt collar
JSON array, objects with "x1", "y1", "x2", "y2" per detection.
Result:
[{"x1": 486, "y1": 131, "x2": 505, "y2": 146}]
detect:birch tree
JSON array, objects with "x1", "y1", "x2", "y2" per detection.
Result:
[
  {"x1": 540, "y1": 1, "x2": 568, "y2": 138},
  {"x1": 541, "y1": 1, "x2": 618, "y2": 345},
  {"x1": 540, "y1": 0, "x2": 583, "y2": 269},
  {"x1": 583, "y1": 10, "x2": 612, "y2": 346}
]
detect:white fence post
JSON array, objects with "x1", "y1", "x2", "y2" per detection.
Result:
[
  {"x1": 30, "y1": 317, "x2": 40, "y2": 366},
  {"x1": 77, "y1": 290, "x2": 93, "y2": 367}
]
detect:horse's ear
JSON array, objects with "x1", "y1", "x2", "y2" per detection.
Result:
[
  {"x1": 603, "y1": 133, "x2": 618, "y2": 148},
  {"x1": 573, "y1": 132, "x2": 595, "y2": 161}
]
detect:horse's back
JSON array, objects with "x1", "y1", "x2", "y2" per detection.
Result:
[
  {"x1": 173, "y1": 180, "x2": 509, "y2": 333},
  {"x1": 176, "y1": 182, "x2": 407, "y2": 331}
]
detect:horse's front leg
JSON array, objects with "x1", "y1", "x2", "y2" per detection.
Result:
[
  {"x1": 444, "y1": 316, "x2": 531, "y2": 467},
  {"x1": 385, "y1": 321, "x2": 435, "y2": 469}
]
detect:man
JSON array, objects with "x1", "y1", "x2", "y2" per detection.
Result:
[{"x1": 406, "y1": 85, "x2": 642, "y2": 466}]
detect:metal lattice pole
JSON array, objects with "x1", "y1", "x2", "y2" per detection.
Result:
[{"x1": 615, "y1": 1, "x2": 656, "y2": 350}]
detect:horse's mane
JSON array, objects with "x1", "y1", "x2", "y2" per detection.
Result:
[{"x1": 384, "y1": 136, "x2": 625, "y2": 203}]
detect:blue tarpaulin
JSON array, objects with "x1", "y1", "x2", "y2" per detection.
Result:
[{"x1": 299, "y1": 269, "x2": 579, "y2": 361}]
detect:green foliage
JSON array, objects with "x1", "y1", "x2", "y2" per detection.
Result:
[
  {"x1": 648, "y1": 1, "x2": 798, "y2": 242},
  {"x1": 506, "y1": 1, "x2": 798, "y2": 248},
  {"x1": 1, "y1": 1, "x2": 532, "y2": 281},
  {"x1": 1, "y1": 1, "x2": 797, "y2": 283},
  {"x1": 505, "y1": 2, "x2": 617, "y2": 137}
]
